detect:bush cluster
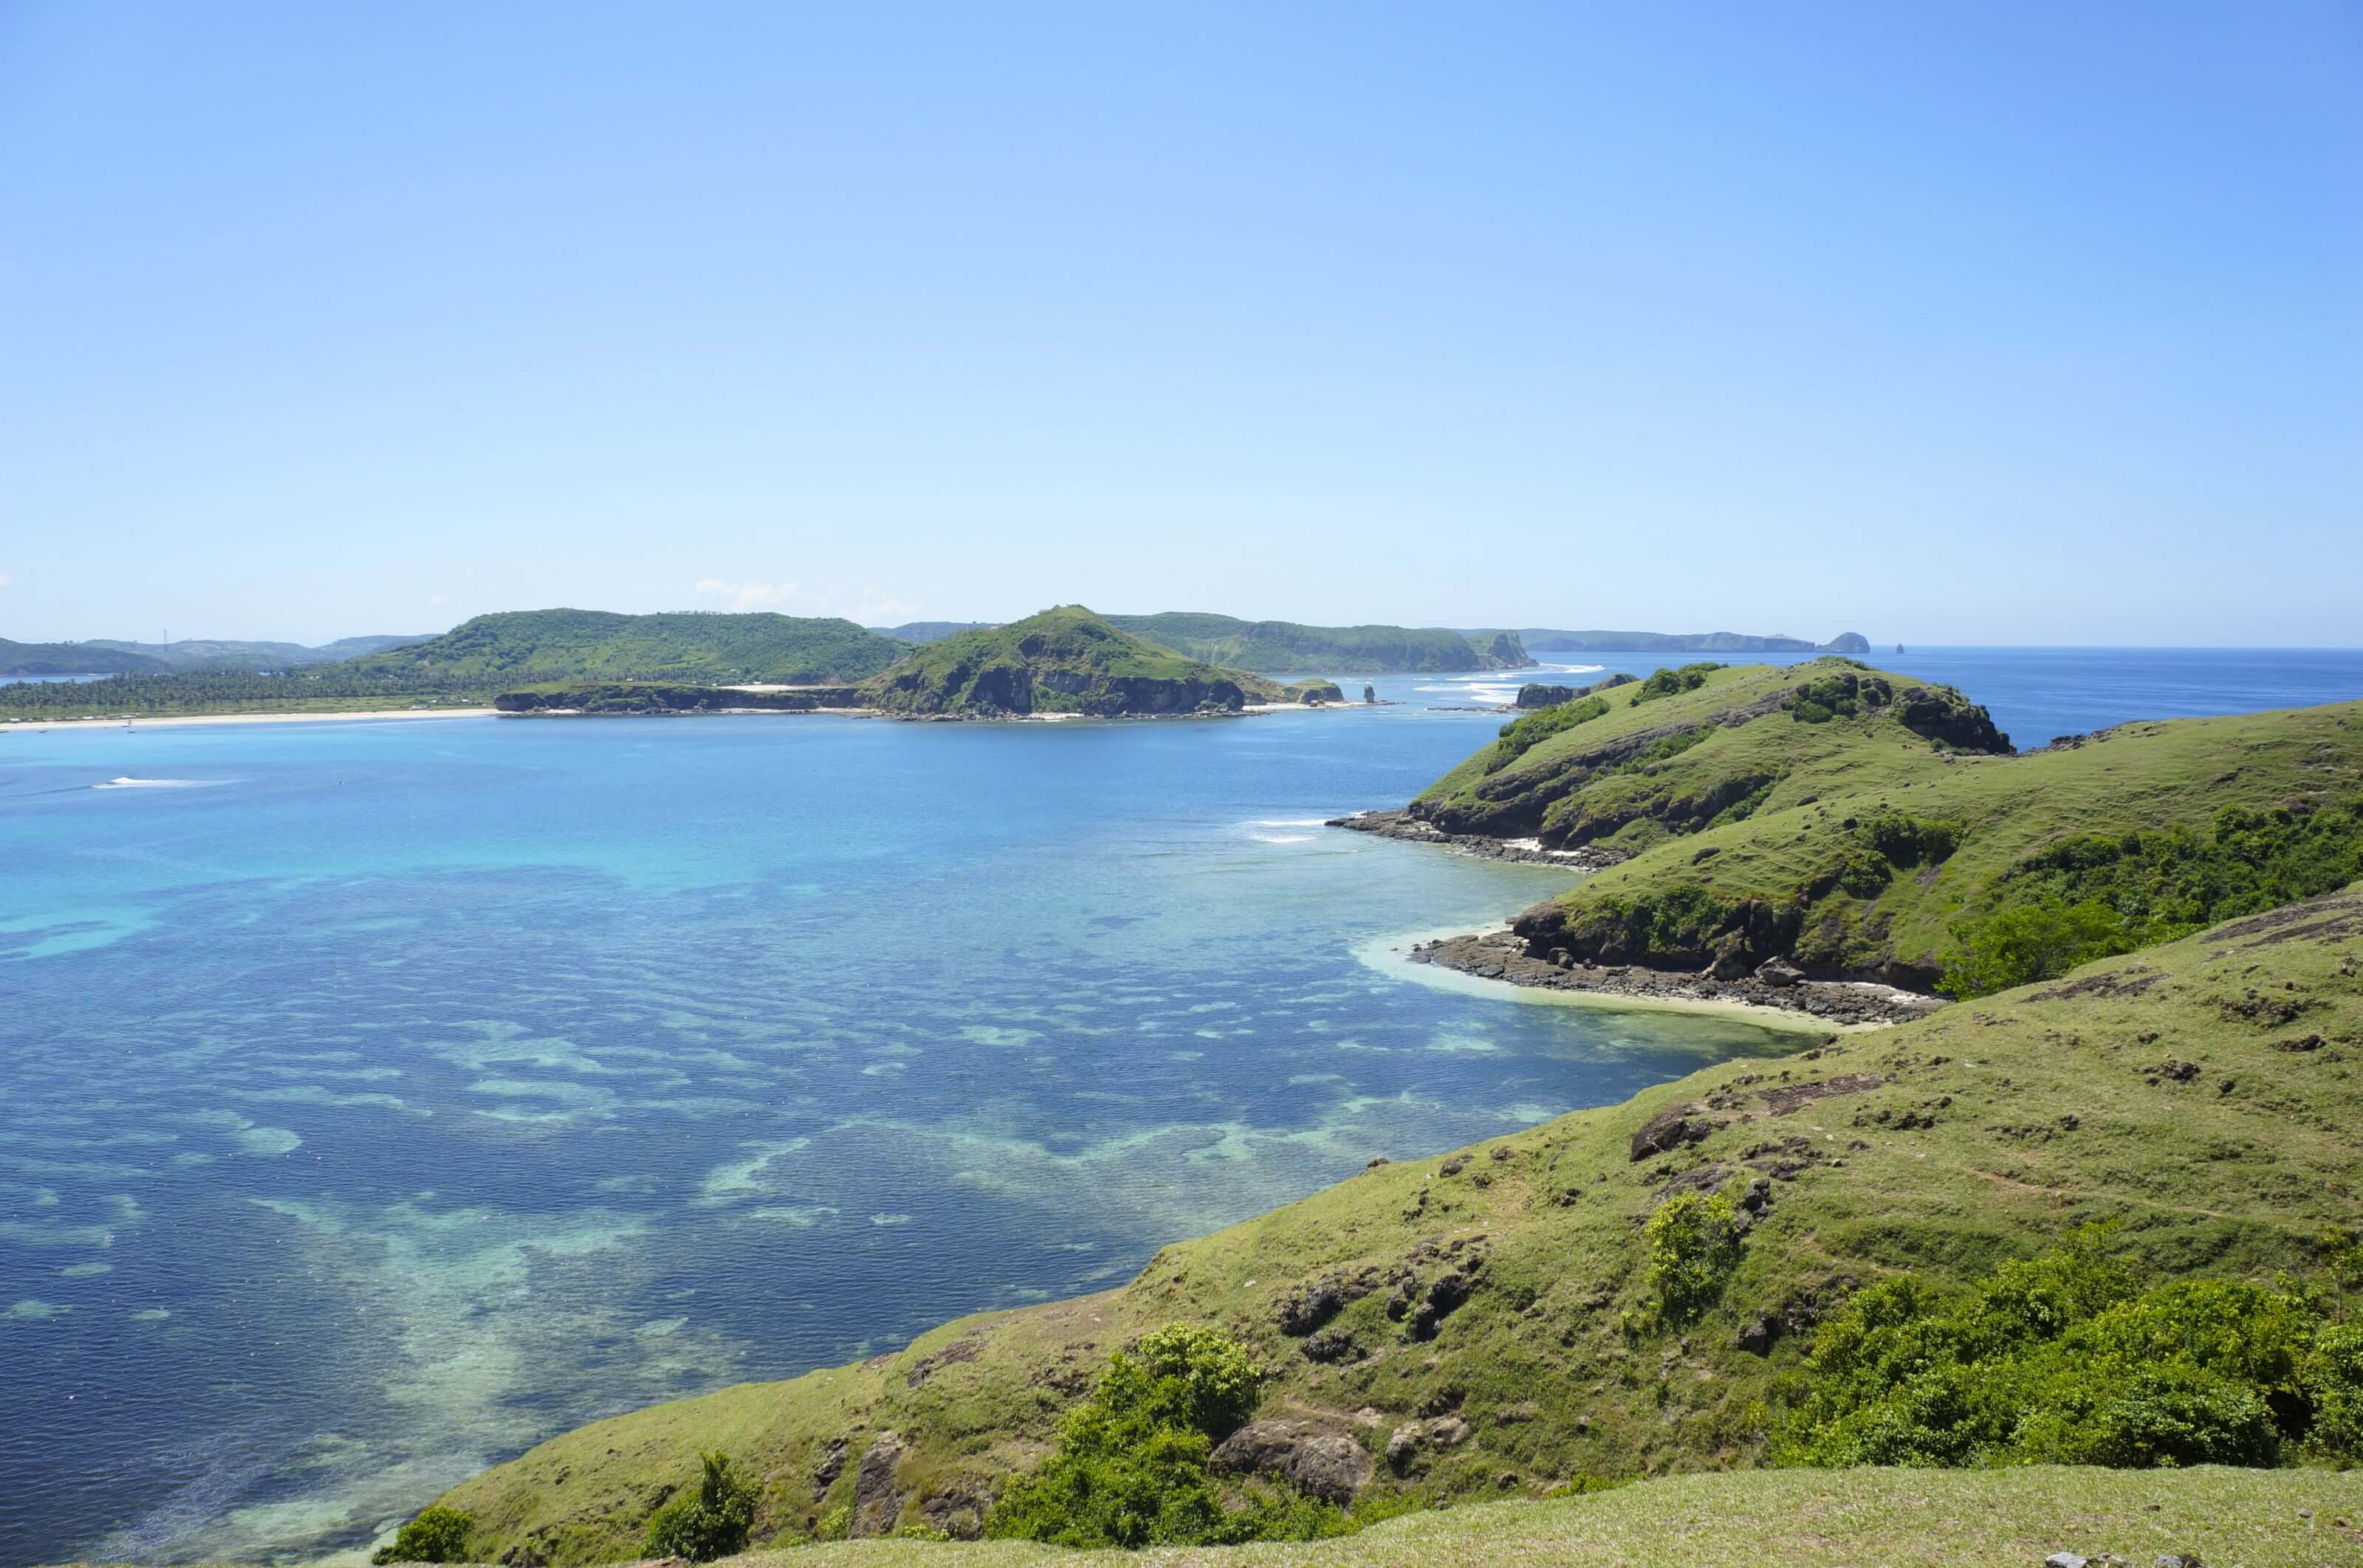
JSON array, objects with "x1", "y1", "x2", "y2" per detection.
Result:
[
  {"x1": 1777, "y1": 1233, "x2": 2363, "y2": 1468},
  {"x1": 1637, "y1": 1188, "x2": 1746, "y2": 1328},
  {"x1": 644, "y1": 1450, "x2": 759, "y2": 1561},
  {"x1": 1631, "y1": 662, "x2": 1724, "y2": 704},
  {"x1": 985, "y1": 1324, "x2": 1341, "y2": 1549},
  {"x1": 373, "y1": 1506, "x2": 473, "y2": 1564},
  {"x1": 1942, "y1": 797, "x2": 2363, "y2": 996}
]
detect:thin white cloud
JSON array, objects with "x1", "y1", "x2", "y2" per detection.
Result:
[
  {"x1": 0, "y1": 571, "x2": 13, "y2": 590},
  {"x1": 693, "y1": 578, "x2": 804, "y2": 613},
  {"x1": 428, "y1": 594, "x2": 449, "y2": 606},
  {"x1": 692, "y1": 580, "x2": 919, "y2": 622}
]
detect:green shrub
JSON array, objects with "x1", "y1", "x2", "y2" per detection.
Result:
[
  {"x1": 2308, "y1": 1324, "x2": 2363, "y2": 1458},
  {"x1": 1642, "y1": 1188, "x2": 1746, "y2": 1327},
  {"x1": 1939, "y1": 895, "x2": 2144, "y2": 998},
  {"x1": 373, "y1": 1506, "x2": 473, "y2": 1564},
  {"x1": 1777, "y1": 1235, "x2": 2341, "y2": 1470},
  {"x1": 1836, "y1": 850, "x2": 1893, "y2": 898},
  {"x1": 1856, "y1": 811, "x2": 1962, "y2": 867},
  {"x1": 986, "y1": 1324, "x2": 1337, "y2": 1549},
  {"x1": 1633, "y1": 662, "x2": 1724, "y2": 704},
  {"x1": 644, "y1": 1451, "x2": 759, "y2": 1562}
]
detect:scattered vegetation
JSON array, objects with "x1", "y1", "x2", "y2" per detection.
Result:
[
  {"x1": 644, "y1": 1451, "x2": 760, "y2": 1561},
  {"x1": 1943, "y1": 797, "x2": 2363, "y2": 996},
  {"x1": 1776, "y1": 1230, "x2": 2363, "y2": 1468},
  {"x1": 863, "y1": 607, "x2": 1281, "y2": 717},
  {"x1": 372, "y1": 1505, "x2": 473, "y2": 1564},
  {"x1": 985, "y1": 1325, "x2": 1339, "y2": 1548}
]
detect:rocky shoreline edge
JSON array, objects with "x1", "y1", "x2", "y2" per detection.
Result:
[
  {"x1": 1330, "y1": 811, "x2": 1944, "y2": 1028},
  {"x1": 1325, "y1": 808, "x2": 1629, "y2": 869},
  {"x1": 1402, "y1": 928, "x2": 1945, "y2": 1028}
]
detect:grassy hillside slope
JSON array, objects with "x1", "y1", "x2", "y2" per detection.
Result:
[
  {"x1": 1108, "y1": 614, "x2": 1529, "y2": 675},
  {"x1": 1410, "y1": 659, "x2": 2363, "y2": 988},
  {"x1": 861, "y1": 608, "x2": 1299, "y2": 716},
  {"x1": 435, "y1": 893, "x2": 2363, "y2": 1561},
  {"x1": 346, "y1": 611, "x2": 909, "y2": 686}
]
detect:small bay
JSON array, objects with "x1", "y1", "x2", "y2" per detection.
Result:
[{"x1": 2, "y1": 649, "x2": 2357, "y2": 1563}]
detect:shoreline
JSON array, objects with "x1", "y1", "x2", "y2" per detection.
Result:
[
  {"x1": 1402, "y1": 926, "x2": 1943, "y2": 1029},
  {"x1": 1328, "y1": 808, "x2": 1629, "y2": 869},
  {"x1": 3, "y1": 707, "x2": 498, "y2": 733},
  {"x1": 1357, "y1": 925, "x2": 1851, "y2": 1034}
]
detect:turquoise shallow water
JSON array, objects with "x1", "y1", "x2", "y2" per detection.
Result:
[
  {"x1": 4, "y1": 649, "x2": 2359, "y2": 1564},
  {"x1": 0, "y1": 667, "x2": 1807, "y2": 1564}
]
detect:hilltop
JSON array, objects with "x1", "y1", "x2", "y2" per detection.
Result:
[
  {"x1": 428, "y1": 888, "x2": 2363, "y2": 1559},
  {"x1": 1102, "y1": 614, "x2": 1532, "y2": 675},
  {"x1": 344, "y1": 610, "x2": 910, "y2": 686},
  {"x1": 1390, "y1": 659, "x2": 2363, "y2": 997},
  {"x1": 859, "y1": 607, "x2": 1318, "y2": 717}
]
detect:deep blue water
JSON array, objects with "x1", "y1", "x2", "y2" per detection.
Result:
[{"x1": 2, "y1": 648, "x2": 2358, "y2": 1565}]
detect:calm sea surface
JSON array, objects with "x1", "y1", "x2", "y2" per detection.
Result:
[{"x1": 3, "y1": 648, "x2": 2357, "y2": 1564}]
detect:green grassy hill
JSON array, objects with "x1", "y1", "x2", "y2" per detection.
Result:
[
  {"x1": 860, "y1": 608, "x2": 1294, "y2": 716},
  {"x1": 0, "y1": 637, "x2": 169, "y2": 675},
  {"x1": 346, "y1": 610, "x2": 909, "y2": 686},
  {"x1": 1107, "y1": 614, "x2": 1530, "y2": 675},
  {"x1": 430, "y1": 889, "x2": 2363, "y2": 1561},
  {"x1": 1410, "y1": 658, "x2": 2363, "y2": 988}
]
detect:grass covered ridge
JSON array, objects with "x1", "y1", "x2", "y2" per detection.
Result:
[
  {"x1": 860, "y1": 608, "x2": 1290, "y2": 717},
  {"x1": 1411, "y1": 659, "x2": 2363, "y2": 991},
  {"x1": 431, "y1": 889, "x2": 2363, "y2": 1561}
]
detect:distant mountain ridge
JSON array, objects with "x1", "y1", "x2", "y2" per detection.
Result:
[
  {"x1": 1483, "y1": 628, "x2": 1871, "y2": 656},
  {"x1": 344, "y1": 609, "x2": 910, "y2": 686},
  {"x1": 0, "y1": 638, "x2": 171, "y2": 676},
  {"x1": 79, "y1": 633, "x2": 436, "y2": 670}
]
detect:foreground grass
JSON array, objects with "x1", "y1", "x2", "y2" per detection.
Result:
[
  {"x1": 48, "y1": 1468, "x2": 2363, "y2": 1568},
  {"x1": 705, "y1": 1468, "x2": 2362, "y2": 1567}
]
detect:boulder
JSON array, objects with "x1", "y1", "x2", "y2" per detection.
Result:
[
  {"x1": 1629, "y1": 1104, "x2": 1712, "y2": 1161},
  {"x1": 1755, "y1": 956, "x2": 1807, "y2": 988},
  {"x1": 1208, "y1": 1419, "x2": 1373, "y2": 1503},
  {"x1": 1735, "y1": 1315, "x2": 1777, "y2": 1355},
  {"x1": 1707, "y1": 934, "x2": 1753, "y2": 980}
]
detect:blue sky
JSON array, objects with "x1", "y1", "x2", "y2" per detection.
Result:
[{"x1": 2, "y1": 3, "x2": 2356, "y2": 645}]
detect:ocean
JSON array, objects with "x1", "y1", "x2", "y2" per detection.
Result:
[{"x1": 2, "y1": 647, "x2": 2357, "y2": 1564}]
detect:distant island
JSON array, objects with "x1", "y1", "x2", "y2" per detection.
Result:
[
  {"x1": 499, "y1": 608, "x2": 1345, "y2": 719},
  {"x1": 1469, "y1": 628, "x2": 1871, "y2": 656},
  {"x1": 0, "y1": 633, "x2": 432, "y2": 677},
  {"x1": 4, "y1": 608, "x2": 1865, "y2": 721}
]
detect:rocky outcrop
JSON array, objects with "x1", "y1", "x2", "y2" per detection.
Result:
[
  {"x1": 1326, "y1": 810, "x2": 1628, "y2": 869},
  {"x1": 850, "y1": 1433, "x2": 906, "y2": 1537},
  {"x1": 1514, "y1": 671, "x2": 1634, "y2": 710},
  {"x1": 1407, "y1": 929, "x2": 1943, "y2": 1027},
  {"x1": 1893, "y1": 684, "x2": 2010, "y2": 753},
  {"x1": 1207, "y1": 1419, "x2": 1373, "y2": 1502}
]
